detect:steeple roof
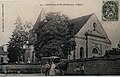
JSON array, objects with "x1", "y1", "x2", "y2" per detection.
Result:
[{"x1": 33, "y1": 9, "x2": 46, "y2": 31}]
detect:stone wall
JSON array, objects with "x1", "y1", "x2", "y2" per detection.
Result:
[
  {"x1": 0, "y1": 64, "x2": 42, "y2": 73},
  {"x1": 67, "y1": 57, "x2": 120, "y2": 75}
]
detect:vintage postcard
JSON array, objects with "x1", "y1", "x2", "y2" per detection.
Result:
[{"x1": 0, "y1": 0, "x2": 120, "y2": 76}]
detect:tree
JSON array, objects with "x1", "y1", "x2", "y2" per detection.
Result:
[
  {"x1": 105, "y1": 41, "x2": 120, "y2": 57},
  {"x1": 34, "y1": 12, "x2": 76, "y2": 59},
  {"x1": 117, "y1": 41, "x2": 120, "y2": 48},
  {"x1": 8, "y1": 16, "x2": 33, "y2": 63}
]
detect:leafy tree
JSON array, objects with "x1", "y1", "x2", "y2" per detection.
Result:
[
  {"x1": 34, "y1": 12, "x2": 76, "y2": 59},
  {"x1": 117, "y1": 41, "x2": 120, "y2": 48},
  {"x1": 105, "y1": 41, "x2": 120, "y2": 56},
  {"x1": 8, "y1": 16, "x2": 33, "y2": 63}
]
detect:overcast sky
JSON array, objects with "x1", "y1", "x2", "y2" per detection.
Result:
[{"x1": 0, "y1": 0, "x2": 120, "y2": 47}]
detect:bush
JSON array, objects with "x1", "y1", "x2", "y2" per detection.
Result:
[{"x1": 105, "y1": 48, "x2": 120, "y2": 56}]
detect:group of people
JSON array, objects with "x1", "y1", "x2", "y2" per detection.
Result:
[
  {"x1": 74, "y1": 64, "x2": 85, "y2": 75},
  {"x1": 42, "y1": 61, "x2": 67, "y2": 76}
]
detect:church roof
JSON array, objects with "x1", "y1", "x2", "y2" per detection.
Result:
[
  {"x1": 70, "y1": 14, "x2": 93, "y2": 35},
  {"x1": 33, "y1": 9, "x2": 46, "y2": 32},
  {"x1": 32, "y1": 13, "x2": 111, "y2": 44},
  {"x1": 71, "y1": 14, "x2": 111, "y2": 44}
]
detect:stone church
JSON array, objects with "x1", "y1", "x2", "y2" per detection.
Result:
[
  {"x1": 31, "y1": 13, "x2": 111, "y2": 61},
  {"x1": 69, "y1": 13, "x2": 111, "y2": 59}
]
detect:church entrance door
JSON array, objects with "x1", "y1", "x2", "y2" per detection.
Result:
[{"x1": 80, "y1": 47, "x2": 84, "y2": 58}]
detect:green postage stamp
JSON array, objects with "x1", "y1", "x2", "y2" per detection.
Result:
[{"x1": 102, "y1": 1, "x2": 119, "y2": 21}]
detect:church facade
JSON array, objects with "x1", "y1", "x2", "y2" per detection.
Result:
[{"x1": 69, "y1": 13, "x2": 111, "y2": 59}]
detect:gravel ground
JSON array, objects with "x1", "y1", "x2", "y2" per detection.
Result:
[{"x1": 0, "y1": 73, "x2": 45, "y2": 76}]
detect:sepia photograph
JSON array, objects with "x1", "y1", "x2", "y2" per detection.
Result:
[{"x1": 0, "y1": 0, "x2": 120, "y2": 76}]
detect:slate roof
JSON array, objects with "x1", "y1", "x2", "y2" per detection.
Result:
[
  {"x1": 33, "y1": 13, "x2": 93, "y2": 33},
  {"x1": 70, "y1": 14, "x2": 93, "y2": 35}
]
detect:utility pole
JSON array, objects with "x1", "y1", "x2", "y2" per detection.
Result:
[
  {"x1": 20, "y1": 29, "x2": 24, "y2": 63},
  {"x1": 71, "y1": 37, "x2": 75, "y2": 60},
  {"x1": 2, "y1": 4, "x2": 4, "y2": 32}
]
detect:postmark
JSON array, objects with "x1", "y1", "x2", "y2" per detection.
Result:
[{"x1": 102, "y1": 1, "x2": 118, "y2": 21}]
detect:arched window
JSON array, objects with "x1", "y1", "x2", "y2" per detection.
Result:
[
  {"x1": 92, "y1": 48, "x2": 99, "y2": 57},
  {"x1": 80, "y1": 47, "x2": 84, "y2": 58},
  {"x1": 92, "y1": 48, "x2": 98, "y2": 54}
]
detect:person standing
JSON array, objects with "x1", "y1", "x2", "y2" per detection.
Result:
[
  {"x1": 49, "y1": 62, "x2": 56, "y2": 76},
  {"x1": 41, "y1": 65, "x2": 46, "y2": 75},
  {"x1": 74, "y1": 66, "x2": 80, "y2": 75},
  {"x1": 81, "y1": 64, "x2": 85, "y2": 75},
  {"x1": 45, "y1": 62, "x2": 50, "y2": 76},
  {"x1": 55, "y1": 65, "x2": 61, "y2": 76}
]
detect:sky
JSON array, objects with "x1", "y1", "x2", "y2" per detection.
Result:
[{"x1": 0, "y1": 0, "x2": 120, "y2": 47}]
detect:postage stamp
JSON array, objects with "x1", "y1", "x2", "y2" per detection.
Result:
[{"x1": 102, "y1": 1, "x2": 119, "y2": 21}]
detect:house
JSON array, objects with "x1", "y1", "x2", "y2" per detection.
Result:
[{"x1": 0, "y1": 44, "x2": 8, "y2": 64}]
